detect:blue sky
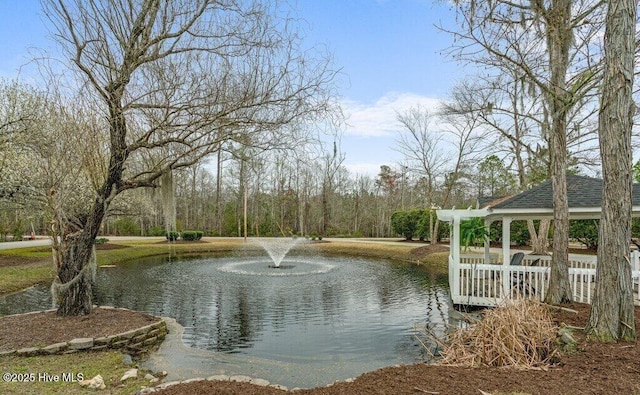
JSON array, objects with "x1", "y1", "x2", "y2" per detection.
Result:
[{"x1": 0, "y1": 0, "x2": 464, "y2": 178}]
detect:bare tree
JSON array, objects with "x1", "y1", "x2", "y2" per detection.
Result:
[
  {"x1": 586, "y1": 0, "x2": 636, "y2": 341},
  {"x1": 443, "y1": 0, "x2": 607, "y2": 303},
  {"x1": 41, "y1": 0, "x2": 338, "y2": 315}
]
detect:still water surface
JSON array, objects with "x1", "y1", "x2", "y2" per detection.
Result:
[{"x1": 0, "y1": 254, "x2": 457, "y2": 385}]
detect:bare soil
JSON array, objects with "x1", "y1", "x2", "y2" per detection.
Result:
[
  {"x1": 408, "y1": 244, "x2": 450, "y2": 260},
  {"x1": 96, "y1": 242, "x2": 130, "y2": 250},
  {"x1": 0, "y1": 255, "x2": 42, "y2": 268},
  {"x1": 1, "y1": 303, "x2": 639, "y2": 394}
]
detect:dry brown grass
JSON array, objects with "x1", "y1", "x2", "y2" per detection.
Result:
[{"x1": 439, "y1": 299, "x2": 559, "y2": 368}]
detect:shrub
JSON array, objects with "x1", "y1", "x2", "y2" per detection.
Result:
[
  {"x1": 391, "y1": 209, "x2": 422, "y2": 240},
  {"x1": 489, "y1": 220, "x2": 531, "y2": 246},
  {"x1": 569, "y1": 219, "x2": 599, "y2": 250},
  {"x1": 166, "y1": 231, "x2": 179, "y2": 241},
  {"x1": 180, "y1": 230, "x2": 204, "y2": 241},
  {"x1": 95, "y1": 238, "x2": 109, "y2": 245},
  {"x1": 181, "y1": 231, "x2": 197, "y2": 241},
  {"x1": 416, "y1": 209, "x2": 435, "y2": 241},
  {"x1": 511, "y1": 220, "x2": 531, "y2": 246}
]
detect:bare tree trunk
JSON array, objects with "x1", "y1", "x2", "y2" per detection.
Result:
[
  {"x1": 527, "y1": 219, "x2": 550, "y2": 255},
  {"x1": 543, "y1": 0, "x2": 572, "y2": 304},
  {"x1": 216, "y1": 151, "x2": 223, "y2": 236},
  {"x1": 586, "y1": 0, "x2": 636, "y2": 341},
  {"x1": 53, "y1": 235, "x2": 94, "y2": 315}
]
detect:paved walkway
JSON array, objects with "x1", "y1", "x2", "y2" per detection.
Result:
[{"x1": 0, "y1": 238, "x2": 51, "y2": 250}]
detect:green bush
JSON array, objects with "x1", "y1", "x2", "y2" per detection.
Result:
[
  {"x1": 181, "y1": 230, "x2": 204, "y2": 241},
  {"x1": 437, "y1": 221, "x2": 450, "y2": 241},
  {"x1": 181, "y1": 231, "x2": 197, "y2": 241},
  {"x1": 391, "y1": 209, "x2": 422, "y2": 240},
  {"x1": 95, "y1": 238, "x2": 109, "y2": 245},
  {"x1": 166, "y1": 231, "x2": 179, "y2": 241},
  {"x1": 511, "y1": 220, "x2": 531, "y2": 246},
  {"x1": 569, "y1": 220, "x2": 599, "y2": 250}
]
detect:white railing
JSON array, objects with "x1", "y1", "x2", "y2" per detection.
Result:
[{"x1": 451, "y1": 251, "x2": 640, "y2": 306}]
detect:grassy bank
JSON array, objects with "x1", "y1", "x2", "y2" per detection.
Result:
[{"x1": 0, "y1": 351, "x2": 151, "y2": 395}]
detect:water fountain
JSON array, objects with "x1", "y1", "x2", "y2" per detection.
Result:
[
  {"x1": 217, "y1": 237, "x2": 333, "y2": 276},
  {"x1": 252, "y1": 237, "x2": 304, "y2": 268}
]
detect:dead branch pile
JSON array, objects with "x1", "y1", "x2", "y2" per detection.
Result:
[{"x1": 439, "y1": 299, "x2": 559, "y2": 368}]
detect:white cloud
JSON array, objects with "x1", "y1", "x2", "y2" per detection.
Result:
[
  {"x1": 344, "y1": 162, "x2": 385, "y2": 177},
  {"x1": 341, "y1": 92, "x2": 443, "y2": 138}
]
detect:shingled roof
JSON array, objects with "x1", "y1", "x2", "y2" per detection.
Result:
[{"x1": 484, "y1": 174, "x2": 640, "y2": 210}]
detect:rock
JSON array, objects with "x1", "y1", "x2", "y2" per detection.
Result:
[
  {"x1": 155, "y1": 380, "x2": 181, "y2": 390},
  {"x1": 558, "y1": 327, "x2": 577, "y2": 345},
  {"x1": 229, "y1": 375, "x2": 252, "y2": 383},
  {"x1": 68, "y1": 338, "x2": 94, "y2": 350},
  {"x1": 79, "y1": 374, "x2": 106, "y2": 390},
  {"x1": 120, "y1": 368, "x2": 138, "y2": 382},
  {"x1": 122, "y1": 354, "x2": 133, "y2": 366},
  {"x1": 42, "y1": 342, "x2": 67, "y2": 354},
  {"x1": 16, "y1": 347, "x2": 39, "y2": 356},
  {"x1": 250, "y1": 378, "x2": 270, "y2": 386},
  {"x1": 182, "y1": 377, "x2": 205, "y2": 384},
  {"x1": 144, "y1": 373, "x2": 155, "y2": 380},
  {"x1": 207, "y1": 374, "x2": 230, "y2": 381},
  {"x1": 270, "y1": 384, "x2": 289, "y2": 391}
]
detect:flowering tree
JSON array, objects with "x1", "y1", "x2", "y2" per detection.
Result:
[{"x1": 36, "y1": 0, "x2": 337, "y2": 316}]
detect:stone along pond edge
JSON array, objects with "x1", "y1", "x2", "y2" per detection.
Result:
[{"x1": 0, "y1": 306, "x2": 167, "y2": 357}]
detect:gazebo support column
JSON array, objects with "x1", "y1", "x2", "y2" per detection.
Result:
[
  {"x1": 451, "y1": 215, "x2": 461, "y2": 300},
  {"x1": 484, "y1": 219, "x2": 492, "y2": 264},
  {"x1": 502, "y1": 216, "x2": 512, "y2": 296}
]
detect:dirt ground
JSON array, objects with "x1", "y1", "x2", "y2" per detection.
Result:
[
  {"x1": 0, "y1": 307, "x2": 160, "y2": 351},
  {"x1": 1, "y1": 303, "x2": 639, "y2": 394}
]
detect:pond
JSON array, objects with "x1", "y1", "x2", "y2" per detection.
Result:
[{"x1": 0, "y1": 252, "x2": 459, "y2": 388}]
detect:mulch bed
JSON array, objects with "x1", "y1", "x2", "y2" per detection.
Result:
[
  {"x1": 0, "y1": 308, "x2": 159, "y2": 351},
  {"x1": 95, "y1": 243, "x2": 130, "y2": 250}
]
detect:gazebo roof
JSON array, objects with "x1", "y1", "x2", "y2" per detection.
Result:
[
  {"x1": 439, "y1": 175, "x2": 640, "y2": 222},
  {"x1": 483, "y1": 175, "x2": 640, "y2": 210}
]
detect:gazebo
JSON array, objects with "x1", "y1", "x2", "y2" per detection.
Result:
[{"x1": 436, "y1": 175, "x2": 640, "y2": 307}]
